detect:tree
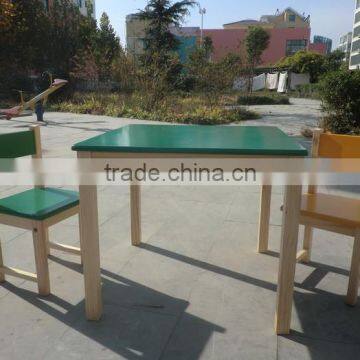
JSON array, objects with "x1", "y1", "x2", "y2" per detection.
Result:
[
  {"x1": 323, "y1": 50, "x2": 345, "y2": 73},
  {"x1": 0, "y1": 0, "x2": 15, "y2": 31},
  {"x1": 244, "y1": 26, "x2": 270, "y2": 92},
  {"x1": 139, "y1": 0, "x2": 196, "y2": 60},
  {"x1": 0, "y1": 0, "x2": 126, "y2": 93},
  {"x1": 0, "y1": 0, "x2": 48, "y2": 69},
  {"x1": 137, "y1": 0, "x2": 195, "y2": 107},
  {"x1": 277, "y1": 51, "x2": 325, "y2": 83},
  {"x1": 45, "y1": 0, "x2": 98, "y2": 76},
  {"x1": 111, "y1": 52, "x2": 137, "y2": 91},
  {"x1": 70, "y1": 48, "x2": 99, "y2": 83},
  {"x1": 96, "y1": 12, "x2": 122, "y2": 80},
  {"x1": 188, "y1": 50, "x2": 243, "y2": 108},
  {"x1": 0, "y1": 0, "x2": 49, "y2": 92},
  {"x1": 203, "y1": 36, "x2": 214, "y2": 60}
]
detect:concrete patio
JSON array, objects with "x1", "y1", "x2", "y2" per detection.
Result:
[{"x1": 1, "y1": 99, "x2": 360, "y2": 359}]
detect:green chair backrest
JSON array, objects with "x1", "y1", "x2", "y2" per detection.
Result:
[{"x1": 0, "y1": 130, "x2": 37, "y2": 158}]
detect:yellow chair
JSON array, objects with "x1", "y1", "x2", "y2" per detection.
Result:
[
  {"x1": 0, "y1": 126, "x2": 81, "y2": 296},
  {"x1": 298, "y1": 129, "x2": 360, "y2": 305}
]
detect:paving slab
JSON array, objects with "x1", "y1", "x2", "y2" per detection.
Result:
[{"x1": 1, "y1": 106, "x2": 360, "y2": 359}]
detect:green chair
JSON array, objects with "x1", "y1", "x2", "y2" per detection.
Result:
[{"x1": 0, "y1": 126, "x2": 81, "y2": 296}]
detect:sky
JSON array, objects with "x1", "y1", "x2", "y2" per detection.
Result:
[{"x1": 95, "y1": 0, "x2": 356, "y2": 48}]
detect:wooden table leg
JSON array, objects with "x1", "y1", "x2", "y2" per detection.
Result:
[
  {"x1": 79, "y1": 185, "x2": 102, "y2": 321},
  {"x1": 258, "y1": 185, "x2": 272, "y2": 253},
  {"x1": 130, "y1": 183, "x2": 141, "y2": 246},
  {"x1": 0, "y1": 238, "x2": 5, "y2": 283},
  {"x1": 275, "y1": 185, "x2": 302, "y2": 335}
]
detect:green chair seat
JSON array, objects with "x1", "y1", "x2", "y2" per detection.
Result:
[{"x1": 0, "y1": 188, "x2": 79, "y2": 221}]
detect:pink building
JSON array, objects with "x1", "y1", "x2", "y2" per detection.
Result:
[
  {"x1": 309, "y1": 42, "x2": 328, "y2": 54},
  {"x1": 204, "y1": 28, "x2": 315, "y2": 65},
  {"x1": 201, "y1": 8, "x2": 327, "y2": 65}
]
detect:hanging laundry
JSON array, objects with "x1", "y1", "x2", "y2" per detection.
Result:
[
  {"x1": 233, "y1": 77, "x2": 248, "y2": 91},
  {"x1": 252, "y1": 73, "x2": 266, "y2": 91},
  {"x1": 266, "y1": 73, "x2": 279, "y2": 90},
  {"x1": 277, "y1": 72, "x2": 288, "y2": 93},
  {"x1": 290, "y1": 73, "x2": 310, "y2": 90}
]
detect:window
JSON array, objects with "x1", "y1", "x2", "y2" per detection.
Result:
[
  {"x1": 289, "y1": 14, "x2": 296, "y2": 22},
  {"x1": 352, "y1": 39, "x2": 360, "y2": 52},
  {"x1": 354, "y1": 25, "x2": 360, "y2": 38},
  {"x1": 286, "y1": 39, "x2": 307, "y2": 56},
  {"x1": 350, "y1": 53, "x2": 360, "y2": 67},
  {"x1": 357, "y1": 0, "x2": 360, "y2": 9},
  {"x1": 355, "y1": 11, "x2": 360, "y2": 24}
]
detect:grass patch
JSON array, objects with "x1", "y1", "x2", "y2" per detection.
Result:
[
  {"x1": 289, "y1": 84, "x2": 320, "y2": 100},
  {"x1": 237, "y1": 94, "x2": 290, "y2": 105},
  {"x1": 50, "y1": 92, "x2": 260, "y2": 125}
]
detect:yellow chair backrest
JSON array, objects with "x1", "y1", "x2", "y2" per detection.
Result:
[{"x1": 317, "y1": 132, "x2": 360, "y2": 158}]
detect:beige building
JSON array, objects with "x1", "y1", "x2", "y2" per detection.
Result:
[
  {"x1": 338, "y1": 32, "x2": 353, "y2": 63},
  {"x1": 126, "y1": 14, "x2": 147, "y2": 57},
  {"x1": 42, "y1": 0, "x2": 96, "y2": 18},
  {"x1": 223, "y1": 7, "x2": 310, "y2": 30},
  {"x1": 350, "y1": 0, "x2": 360, "y2": 69},
  {"x1": 76, "y1": 0, "x2": 96, "y2": 18}
]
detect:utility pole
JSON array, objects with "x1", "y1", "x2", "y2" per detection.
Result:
[{"x1": 197, "y1": 2, "x2": 206, "y2": 46}]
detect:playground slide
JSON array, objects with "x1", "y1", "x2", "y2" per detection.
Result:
[{"x1": 0, "y1": 79, "x2": 68, "y2": 120}]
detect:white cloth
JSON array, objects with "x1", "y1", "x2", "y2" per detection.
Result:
[
  {"x1": 290, "y1": 73, "x2": 310, "y2": 90},
  {"x1": 252, "y1": 73, "x2": 266, "y2": 92},
  {"x1": 266, "y1": 73, "x2": 279, "y2": 90},
  {"x1": 233, "y1": 77, "x2": 248, "y2": 91},
  {"x1": 277, "y1": 72, "x2": 288, "y2": 93}
]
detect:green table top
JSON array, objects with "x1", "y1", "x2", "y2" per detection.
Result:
[{"x1": 72, "y1": 125, "x2": 308, "y2": 156}]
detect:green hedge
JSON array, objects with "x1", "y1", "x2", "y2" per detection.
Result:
[
  {"x1": 319, "y1": 69, "x2": 360, "y2": 134},
  {"x1": 237, "y1": 95, "x2": 290, "y2": 105}
]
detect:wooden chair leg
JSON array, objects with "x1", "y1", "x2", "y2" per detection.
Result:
[
  {"x1": 275, "y1": 185, "x2": 302, "y2": 335},
  {"x1": 33, "y1": 223, "x2": 50, "y2": 296},
  {"x1": 346, "y1": 228, "x2": 360, "y2": 306},
  {"x1": 0, "y1": 239, "x2": 5, "y2": 283},
  {"x1": 45, "y1": 227, "x2": 50, "y2": 256},
  {"x1": 130, "y1": 183, "x2": 141, "y2": 246},
  {"x1": 301, "y1": 226, "x2": 313, "y2": 263},
  {"x1": 257, "y1": 185, "x2": 272, "y2": 253},
  {"x1": 78, "y1": 214, "x2": 83, "y2": 266}
]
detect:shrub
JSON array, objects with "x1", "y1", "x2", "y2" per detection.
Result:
[
  {"x1": 187, "y1": 50, "x2": 243, "y2": 108},
  {"x1": 276, "y1": 50, "x2": 344, "y2": 84},
  {"x1": 319, "y1": 69, "x2": 360, "y2": 134},
  {"x1": 237, "y1": 95, "x2": 290, "y2": 105},
  {"x1": 50, "y1": 92, "x2": 259, "y2": 125},
  {"x1": 291, "y1": 83, "x2": 320, "y2": 99}
]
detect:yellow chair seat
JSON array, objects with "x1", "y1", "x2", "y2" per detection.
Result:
[{"x1": 301, "y1": 193, "x2": 360, "y2": 228}]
